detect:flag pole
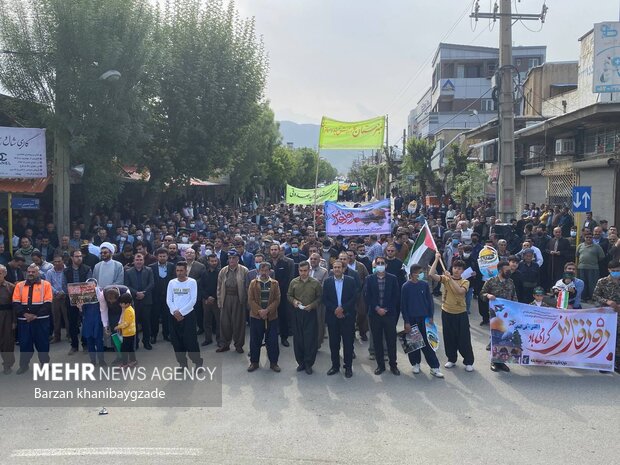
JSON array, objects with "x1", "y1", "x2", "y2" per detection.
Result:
[
  {"x1": 425, "y1": 221, "x2": 447, "y2": 272},
  {"x1": 314, "y1": 148, "x2": 320, "y2": 231}
]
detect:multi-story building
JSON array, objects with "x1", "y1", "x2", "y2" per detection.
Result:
[{"x1": 409, "y1": 43, "x2": 547, "y2": 140}]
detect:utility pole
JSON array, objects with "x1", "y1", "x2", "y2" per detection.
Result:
[{"x1": 471, "y1": 0, "x2": 548, "y2": 222}]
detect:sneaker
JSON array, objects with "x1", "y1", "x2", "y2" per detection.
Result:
[
  {"x1": 430, "y1": 368, "x2": 444, "y2": 378},
  {"x1": 444, "y1": 361, "x2": 456, "y2": 369},
  {"x1": 465, "y1": 365, "x2": 474, "y2": 372},
  {"x1": 411, "y1": 364, "x2": 421, "y2": 374}
]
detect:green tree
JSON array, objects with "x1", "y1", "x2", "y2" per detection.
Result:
[
  {"x1": 402, "y1": 138, "x2": 441, "y2": 197},
  {"x1": 145, "y1": 0, "x2": 268, "y2": 202},
  {"x1": 0, "y1": 0, "x2": 155, "y2": 223},
  {"x1": 442, "y1": 144, "x2": 468, "y2": 194},
  {"x1": 453, "y1": 163, "x2": 488, "y2": 206}
]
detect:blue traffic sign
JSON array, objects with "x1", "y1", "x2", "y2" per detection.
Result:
[
  {"x1": 11, "y1": 197, "x2": 40, "y2": 210},
  {"x1": 572, "y1": 186, "x2": 591, "y2": 212}
]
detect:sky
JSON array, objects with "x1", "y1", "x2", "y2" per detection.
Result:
[{"x1": 235, "y1": 0, "x2": 620, "y2": 143}]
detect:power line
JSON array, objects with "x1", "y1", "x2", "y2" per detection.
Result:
[
  {"x1": 383, "y1": 1, "x2": 475, "y2": 116},
  {"x1": 429, "y1": 87, "x2": 493, "y2": 135}
]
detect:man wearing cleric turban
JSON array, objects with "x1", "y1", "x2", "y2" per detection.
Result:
[{"x1": 93, "y1": 242, "x2": 125, "y2": 288}]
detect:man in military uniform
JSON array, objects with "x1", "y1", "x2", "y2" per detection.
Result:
[
  {"x1": 592, "y1": 259, "x2": 620, "y2": 373},
  {"x1": 481, "y1": 261, "x2": 517, "y2": 373}
]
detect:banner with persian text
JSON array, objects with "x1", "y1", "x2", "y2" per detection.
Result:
[
  {"x1": 0, "y1": 127, "x2": 47, "y2": 178},
  {"x1": 318, "y1": 116, "x2": 385, "y2": 149},
  {"x1": 324, "y1": 200, "x2": 391, "y2": 236},
  {"x1": 489, "y1": 299, "x2": 617, "y2": 371},
  {"x1": 286, "y1": 183, "x2": 338, "y2": 205}
]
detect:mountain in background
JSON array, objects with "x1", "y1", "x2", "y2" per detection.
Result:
[{"x1": 278, "y1": 120, "x2": 374, "y2": 175}]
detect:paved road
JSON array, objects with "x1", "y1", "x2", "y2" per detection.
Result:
[{"x1": 0, "y1": 298, "x2": 617, "y2": 465}]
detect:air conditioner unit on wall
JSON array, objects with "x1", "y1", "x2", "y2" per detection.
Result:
[
  {"x1": 555, "y1": 138, "x2": 575, "y2": 155},
  {"x1": 482, "y1": 142, "x2": 497, "y2": 163}
]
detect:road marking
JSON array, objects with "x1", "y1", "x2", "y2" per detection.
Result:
[{"x1": 11, "y1": 448, "x2": 203, "y2": 457}]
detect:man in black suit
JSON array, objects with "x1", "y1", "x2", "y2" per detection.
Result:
[
  {"x1": 125, "y1": 252, "x2": 155, "y2": 350},
  {"x1": 269, "y1": 244, "x2": 293, "y2": 347},
  {"x1": 546, "y1": 227, "x2": 572, "y2": 285},
  {"x1": 148, "y1": 248, "x2": 175, "y2": 343},
  {"x1": 323, "y1": 260, "x2": 357, "y2": 378},
  {"x1": 365, "y1": 256, "x2": 401, "y2": 375},
  {"x1": 184, "y1": 248, "x2": 206, "y2": 334}
]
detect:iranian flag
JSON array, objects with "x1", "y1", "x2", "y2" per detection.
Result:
[
  {"x1": 556, "y1": 290, "x2": 570, "y2": 309},
  {"x1": 404, "y1": 222, "x2": 438, "y2": 272}
]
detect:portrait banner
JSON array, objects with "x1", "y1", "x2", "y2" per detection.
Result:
[
  {"x1": 67, "y1": 282, "x2": 98, "y2": 306},
  {"x1": 324, "y1": 200, "x2": 391, "y2": 236}
]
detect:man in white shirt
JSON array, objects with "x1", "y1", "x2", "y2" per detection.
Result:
[{"x1": 166, "y1": 261, "x2": 202, "y2": 368}]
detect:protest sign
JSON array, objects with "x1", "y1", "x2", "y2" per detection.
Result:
[
  {"x1": 478, "y1": 245, "x2": 499, "y2": 281},
  {"x1": 489, "y1": 298, "x2": 617, "y2": 371},
  {"x1": 67, "y1": 282, "x2": 98, "y2": 306},
  {"x1": 324, "y1": 200, "x2": 391, "y2": 236}
]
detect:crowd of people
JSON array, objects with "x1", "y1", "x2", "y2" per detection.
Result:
[{"x1": 0, "y1": 196, "x2": 619, "y2": 378}]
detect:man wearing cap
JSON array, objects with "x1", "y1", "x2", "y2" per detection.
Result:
[
  {"x1": 216, "y1": 250, "x2": 249, "y2": 353},
  {"x1": 93, "y1": 242, "x2": 124, "y2": 287},
  {"x1": 247, "y1": 262, "x2": 281, "y2": 372}
]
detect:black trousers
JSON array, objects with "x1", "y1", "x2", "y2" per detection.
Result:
[
  {"x1": 194, "y1": 299, "x2": 204, "y2": 331},
  {"x1": 120, "y1": 335, "x2": 136, "y2": 364},
  {"x1": 67, "y1": 305, "x2": 81, "y2": 349},
  {"x1": 293, "y1": 308, "x2": 318, "y2": 368},
  {"x1": 369, "y1": 314, "x2": 398, "y2": 369},
  {"x1": 169, "y1": 311, "x2": 202, "y2": 367},
  {"x1": 406, "y1": 316, "x2": 439, "y2": 369},
  {"x1": 478, "y1": 295, "x2": 489, "y2": 323},
  {"x1": 249, "y1": 317, "x2": 279, "y2": 364},
  {"x1": 441, "y1": 310, "x2": 474, "y2": 365},
  {"x1": 151, "y1": 298, "x2": 170, "y2": 339},
  {"x1": 278, "y1": 300, "x2": 291, "y2": 340},
  {"x1": 326, "y1": 315, "x2": 355, "y2": 370},
  {"x1": 134, "y1": 302, "x2": 151, "y2": 347}
]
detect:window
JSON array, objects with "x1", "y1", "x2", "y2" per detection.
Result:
[
  {"x1": 465, "y1": 64, "x2": 481, "y2": 78},
  {"x1": 515, "y1": 58, "x2": 522, "y2": 67},
  {"x1": 457, "y1": 65, "x2": 465, "y2": 78},
  {"x1": 487, "y1": 62, "x2": 497, "y2": 77},
  {"x1": 528, "y1": 58, "x2": 540, "y2": 68},
  {"x1": 482, "y1": 99, "x2": 495, "y2": 112}
]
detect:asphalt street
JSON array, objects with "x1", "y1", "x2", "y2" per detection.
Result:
[{"x1": 0, "y1": 297, "x2": 618, "y2": 465}]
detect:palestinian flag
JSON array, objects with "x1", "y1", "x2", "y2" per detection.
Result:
[
  {"x1": 404, "y1": 222, "x2": 437, "y2": 273},
  {"x1": 556, "y1": 290, "x2": 569, "y2": 309}
]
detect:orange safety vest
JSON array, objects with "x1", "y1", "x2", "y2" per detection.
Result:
[{"x1": 12, "y1": 280, "x2": 53, "y2": 318}]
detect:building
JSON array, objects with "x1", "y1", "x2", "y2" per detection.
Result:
[
  {"x1": 515, "y1": 27, "x2": 620, "y2": 225},
  {"x1": 409, "y1": 43, "x2": 547, "y2": 140}
]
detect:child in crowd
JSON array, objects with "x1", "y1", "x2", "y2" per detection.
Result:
[
  {"x1": 530, "y1": 287, "x2": 550, "y2": 307},
  {"x1": 115, "y1": 293, "x2": 137, "y2": 367}
]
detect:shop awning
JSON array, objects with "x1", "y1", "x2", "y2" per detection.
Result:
[{"x1": 0, "y1": 176, "x2": 50, "y2": 194}]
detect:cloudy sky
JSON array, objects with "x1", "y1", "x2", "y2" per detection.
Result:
[{"x1": 235, "y1": 0, "x2": 620, "y2": 143}]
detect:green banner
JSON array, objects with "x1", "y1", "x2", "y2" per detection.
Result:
[
  {"x1": 286, "y1": 183, "x2": 339, "y2": 205},
  {"x1": 318, "y1": 116, "x2": 385, "y2": 149}
]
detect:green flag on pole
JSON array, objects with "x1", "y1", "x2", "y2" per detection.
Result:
[
  {"x1": 318, "y1": 116, "x2": 385, "y2": 149},
  {"x1": 286, "y1": 183, "x2": 339, "y2": 205}
]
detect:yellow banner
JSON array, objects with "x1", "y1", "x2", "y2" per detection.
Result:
[
  {"x1": 318, "y1": 116, "x2": 385, "y2": 149},
  {"x1": 286, "y1": 183, "x2": 339, "y2": 205}
]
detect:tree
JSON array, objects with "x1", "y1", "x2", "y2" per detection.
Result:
[
  {"x1": 442, "y1": 144, "x2": 468, "y2": 194},
  {"x1": 0, "y1": 0, "x2": 155, "y2": 220},
  {"x1": 402, "y1": 138, "x2": 441, "y2": 197},
  {"x1": 144, "y1": 0, "x2": 268, "y2": 202},
  {"x1": 453, "y1": 163, "x2": 488, "y2": 206}
]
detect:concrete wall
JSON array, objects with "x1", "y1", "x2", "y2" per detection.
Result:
[{"x1": 578, "y1": 167, "x2": 616, "y2": 224}]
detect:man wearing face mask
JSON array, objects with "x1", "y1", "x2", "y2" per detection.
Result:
[
  {"x1": 286, "y1": 239, "x2": 307, "y2": 278},
  {"x1": 365, "y1": 257, "x2": 400, "y2": 376},
  {"x1": 481, "y1": 261, "x2": 517, "y2": 373},
  {"x1": 592, "y1": 259, "x2": 620, "y2": 373}
]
